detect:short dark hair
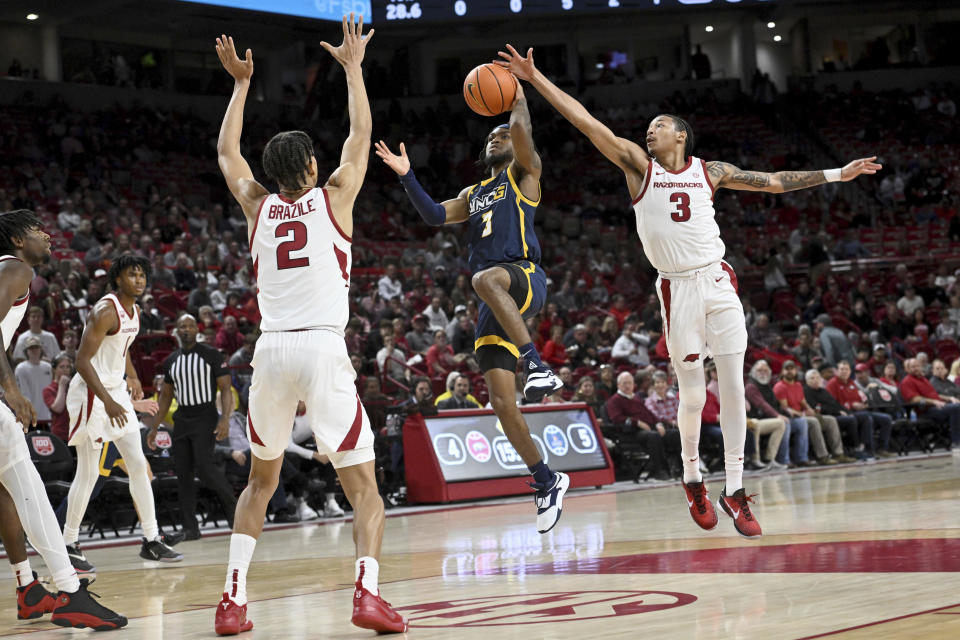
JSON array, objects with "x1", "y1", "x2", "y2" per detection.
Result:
[
  {"x1": 660, "y1": 114, "x2": 696, "y2": 159},
  {"x1": 262, "y1": 130, "x2": 314, "y2": 190},
  {"x1": 0, "y1": 209, "x2": 42, "y2": 254},
  {"x1": 107, "y1": 254, "x2": 151, "y2": 291}
]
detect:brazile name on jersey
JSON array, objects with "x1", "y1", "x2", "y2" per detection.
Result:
[{"x1": 266, "y1": 198, "x2": 316, "y2": 221}]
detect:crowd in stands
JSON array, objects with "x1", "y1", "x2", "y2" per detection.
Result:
[{"x1": 2, "y1": 74, "x2": 959, "y2": 534}]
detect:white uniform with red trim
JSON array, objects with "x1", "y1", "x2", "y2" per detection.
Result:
[
  {"x1": 0, "y1": 255, "x2": 32, "y2": 466},
  {"x1": 66, "y1": 294, "x2": 140, "y2": 447},
  {"x1": 632, "y1": 157, "x2": 747, "y2": 369},
  {"x1": 245, "y1": 187, "x2": 373, "y2": 465}
]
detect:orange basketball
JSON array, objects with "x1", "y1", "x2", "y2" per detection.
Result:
[{"x1": 463, "y1": 63, "x2": 517, "y2": 117}]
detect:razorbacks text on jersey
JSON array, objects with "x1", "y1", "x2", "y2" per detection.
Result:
[
  {"x1": 466, "y1": 166, "x2": 541, "y2": 273},
  {"x1": 250, "y1": 187, "x2": 352, "y2": 333},
  {"x1": 632, "y1": 156, "x2": 726, "y2": 274},
  {"x1": 77, "y1": 293, "x2": 139, "y2": 389},
  {"x1": 0, "y1": 255, "x2": 29, "y2": 351}
]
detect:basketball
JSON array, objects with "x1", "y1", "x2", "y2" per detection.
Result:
[{"x1": 463, "y1": 63, "x2": 517, "y2": 116}]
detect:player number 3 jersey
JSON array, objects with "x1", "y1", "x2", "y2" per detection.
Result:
[
  {"x1": 632, "y1": 156, "x2": 726, "y2": 274},
  {"x1": 251, "y1": 187, "x2": 352, "y2": 333}
]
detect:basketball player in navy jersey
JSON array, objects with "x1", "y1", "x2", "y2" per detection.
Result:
[
  {"x1": 375, "y1": 82, "x2": 569, "y2": 534},
  {"x1": 497, "y1": 45, "x2": 880, "y2": 538}
]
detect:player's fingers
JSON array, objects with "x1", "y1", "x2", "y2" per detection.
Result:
[
  {"x1": 497, "y1": 51, "x2": 511, "y2": 60},
  {"x1": 319, "y1": 42, "x2": 333, "y2": 55},
  {"x1": 492, "y1": 60, "x2": 510, "y2": 68},
  {"x1": 527, "y1": 47, "x2": 534, "y2": 59},
  {"x1": 505, "y1": 43, "x2": 520, "y2": 58},
  {"x1": 357, "y1": 14, "x2": 364, "y2": 38},
  {"x1": 342, "y1": 13, "x2": 349, "y2": 37},
  {"x1": 364, "y1": 28, "x2": 374, "y2": 44},
  {"x1": 399, "y1": 142, "x2": 407, "y2": 156}
]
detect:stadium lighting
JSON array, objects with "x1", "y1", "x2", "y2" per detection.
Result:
[
  {"x1": 774, "y1": 35, "x2": 782, "y2": 42},
  {"x1": 26, "y1": 13, "x2": 38, "y2": 20},
  {"x1": 705, "y1": 25, "x2": 714, "y2": 32},
  {"x1": 767, "y1": 21, "x2": 775, "y2": 28}
]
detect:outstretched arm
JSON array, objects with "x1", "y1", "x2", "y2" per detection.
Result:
[
  {"x1": 508, "y1": 83, "x2": 542, "y2": 188},
  {"x1": 322, "y1": 13, "x2": 375, "y2": 226},
  {"x1": 706, "y1": 157, "x2": 882, "y2": 193},
  {"x1": 215, "y1": 35, "x2": 269, "y2": 221},
  {"x1": 374, "y1": 141, "x2": 470, "y2": 225},
  {"x1": 495, "y1": 45, "x2": 649, "y2": 198}
]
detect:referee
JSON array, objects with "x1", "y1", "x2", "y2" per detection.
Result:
[{"x1": 147, "y1": 314, "x2": 237, "y2": 539}]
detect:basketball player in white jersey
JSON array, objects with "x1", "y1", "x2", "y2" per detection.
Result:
[
  {"x1": 213, "y1": 16, "x2": 406, "y2": 635},
  {"x1": 0, "y1": 209, "x2": 127, "y2": 629},
  {"x1": 63, "y1": 254, "x2": 182, "y2": 565},
  {"x1": 497, "y1": 46, "x2": 880, "y2": 538}
]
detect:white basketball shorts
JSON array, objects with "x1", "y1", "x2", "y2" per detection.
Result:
[
  {"x1": 0, "y1": 401, "x2": 30, "y2": 474},
  {"x1": 656, "y1": 260, "x2": 748, "y2": 370},
  {"x1": 66, "y1": 380, "x2": 138, "y2": 448},
  {"x1": 247, "y1": 329, "x2": 374, "y2": 467}
]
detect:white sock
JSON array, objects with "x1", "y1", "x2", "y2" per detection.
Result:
[
  {"x1": 356, "y1": 557, "x2": 379, "y2": 595},
  {"x1": 224, "y1": 533, "x2": 257, "y2": 606},
  {"x1": 674, "y1": 364, "x2": 707, "y2": 484},
  {"x1": 12, "y1": 560, "x2": 32, "y2": 587},
  {"x1": 0, "y1": 457, "x2": 80, "y2": 594},
  {"x1": 715, "y1": 352, "x2": 747, "y2": 494},
  {"x1": 62, "y1": 525, "x2": 80, "y2": 548},
  {"x1": 114, "y1": 431, "x2": 159, "y2": 541}
]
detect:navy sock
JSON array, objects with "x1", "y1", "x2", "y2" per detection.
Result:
[
  {"x1": 529, "y1": 461, "x2": 553, "y2": 485},
  {"x1": 519, "y1": 342, "x2": 544, "y2": 369}
]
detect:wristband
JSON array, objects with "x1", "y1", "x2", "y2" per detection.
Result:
[
  {"x1": 399, "y1": 169, "x2": 447, "y2": 226},
  {"x1": 823, "y1": 168, "x2": 842, "y2": 182}
]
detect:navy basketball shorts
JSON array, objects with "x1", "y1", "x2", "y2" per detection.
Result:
[{"x1": 474, "y1": 260, "x2": 547, "y2": 373}]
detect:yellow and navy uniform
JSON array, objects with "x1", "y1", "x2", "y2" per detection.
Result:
[
  {"x1": 98, "y1": 442, "x2": 123, "y2": 477},
  {"x1": 466, "y1": 166, "x2": 547, "y2": 371}
]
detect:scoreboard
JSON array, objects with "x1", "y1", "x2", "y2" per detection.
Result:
[{"x1": 376, "y1": 0, "x2": 777, "y2": 23}]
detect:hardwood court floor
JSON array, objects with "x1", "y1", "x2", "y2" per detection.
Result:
[{"x1": 3, "y1": 455, "x2": 959, "y2": 639}]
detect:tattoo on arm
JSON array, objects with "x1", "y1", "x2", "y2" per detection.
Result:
[
  {"x1": 775, "y1": 170, "x2": 827, "y2": 192},
  {"x1": 730, "y1": 170, "x2": 772, "y2": 189}
]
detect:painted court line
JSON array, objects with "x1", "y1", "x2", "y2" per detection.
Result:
[{"x1": 795, "y1": 602, "x2": 960, "y2": 639}]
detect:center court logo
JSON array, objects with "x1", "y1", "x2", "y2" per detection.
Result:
[
  {"x1": 465, "y1": 430, "x2": 492, "y2": 463},
  {"x1": 542, "y1": 424, "x2": 568, "y2": 457},
  {"x1": 399, "y1": 590, "x2": 697, "y2": 627}
]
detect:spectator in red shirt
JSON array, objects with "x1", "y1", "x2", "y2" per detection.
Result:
[
  {"x1": 541, "y1": 325, "x2": 569, "y2": 369},
  {"x1": 899, "y1": 357, "x2": 960, "y2": 449},
  {"x1": 42, "y1": 353, "x2": 74, "y2": 441},
  {"x1": 608, "y1": 294, "x2": 630, "y2": 328},
  {"x1": 425, "y1": 330, "x2": 457, "y2": 377},
  {"x1": 605, "y1": 371, "x2": 679, "y2": 480},
  {"x1": 215, "y1": 315, "x2": 244, "y2": 354},
  {"x1": 826, "y1": 360, "x2": 893, "y2": 458},
  {"x1": 773, "y1": 361, "x2": 837, "y2": 464}
]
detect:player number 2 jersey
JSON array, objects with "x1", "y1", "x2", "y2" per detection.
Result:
[
  {"x1": 632, "y1": 156, "x2": 725, "y2": 273},
  {"x1": 250, "y1": 187, "x2": 352, "y2": 333}
]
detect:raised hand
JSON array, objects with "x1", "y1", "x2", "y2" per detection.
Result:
[
  {"x1": 215, "y1": 34, "x2": 253, "y2": 82},
  {"x1": 494, "y1": 44, "x2": 536, "y2": 81},
  {"x1": 840, "y1": 156, "x2": 882, "y2": 181},
  {"x1": 374, "y1": 140, "x2": 411, "y2": 176},
  {"x1": 320, "y1": 12, "x2": 374, "y2": 69}
]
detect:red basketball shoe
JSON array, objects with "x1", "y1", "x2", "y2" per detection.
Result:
[
  {"x1": 50, "y1": 579, "x2": 127, "y2": 631},
  {"x1": 682, "y1": 481, "x2": 718, "y2": 531},
  {"x1": 718, "y1": 487, "x2": 762, "y2": 538},
  {"x1": 17, "y1": 572, "x2": 56, "y2": 619},
  {"x1": 351, "y1": 582, "x2": 408, "y2": 634},
  {"x1": 214, "y1": 593, "x2": 253, "y2": 635}
]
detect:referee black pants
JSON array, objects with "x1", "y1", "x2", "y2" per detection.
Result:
[{"x1": 172, "y1": 409, "x2": 237, "y2": 532}]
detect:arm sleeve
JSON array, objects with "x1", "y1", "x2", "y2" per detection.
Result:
[{"x1": 399, "y1": 170, "x2": 448, "y2": 226}]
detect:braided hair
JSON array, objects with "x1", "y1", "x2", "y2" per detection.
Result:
[
  {"x1": 0, "y1": 209, "x2": 42, "y2": 254},
  {"x1": 662, "y1": 114, "x2": 696, "y2": 159},
  {"x1": 107, "y1": 254, "x2": 152, "y2": 291},
  {"x1": 262, "y1": 130, "x2": 314, "y2": 190}
]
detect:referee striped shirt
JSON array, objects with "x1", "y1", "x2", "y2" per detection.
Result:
[{"x1": 162, "y1": 343, "x2": 228, "y2": 417}]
